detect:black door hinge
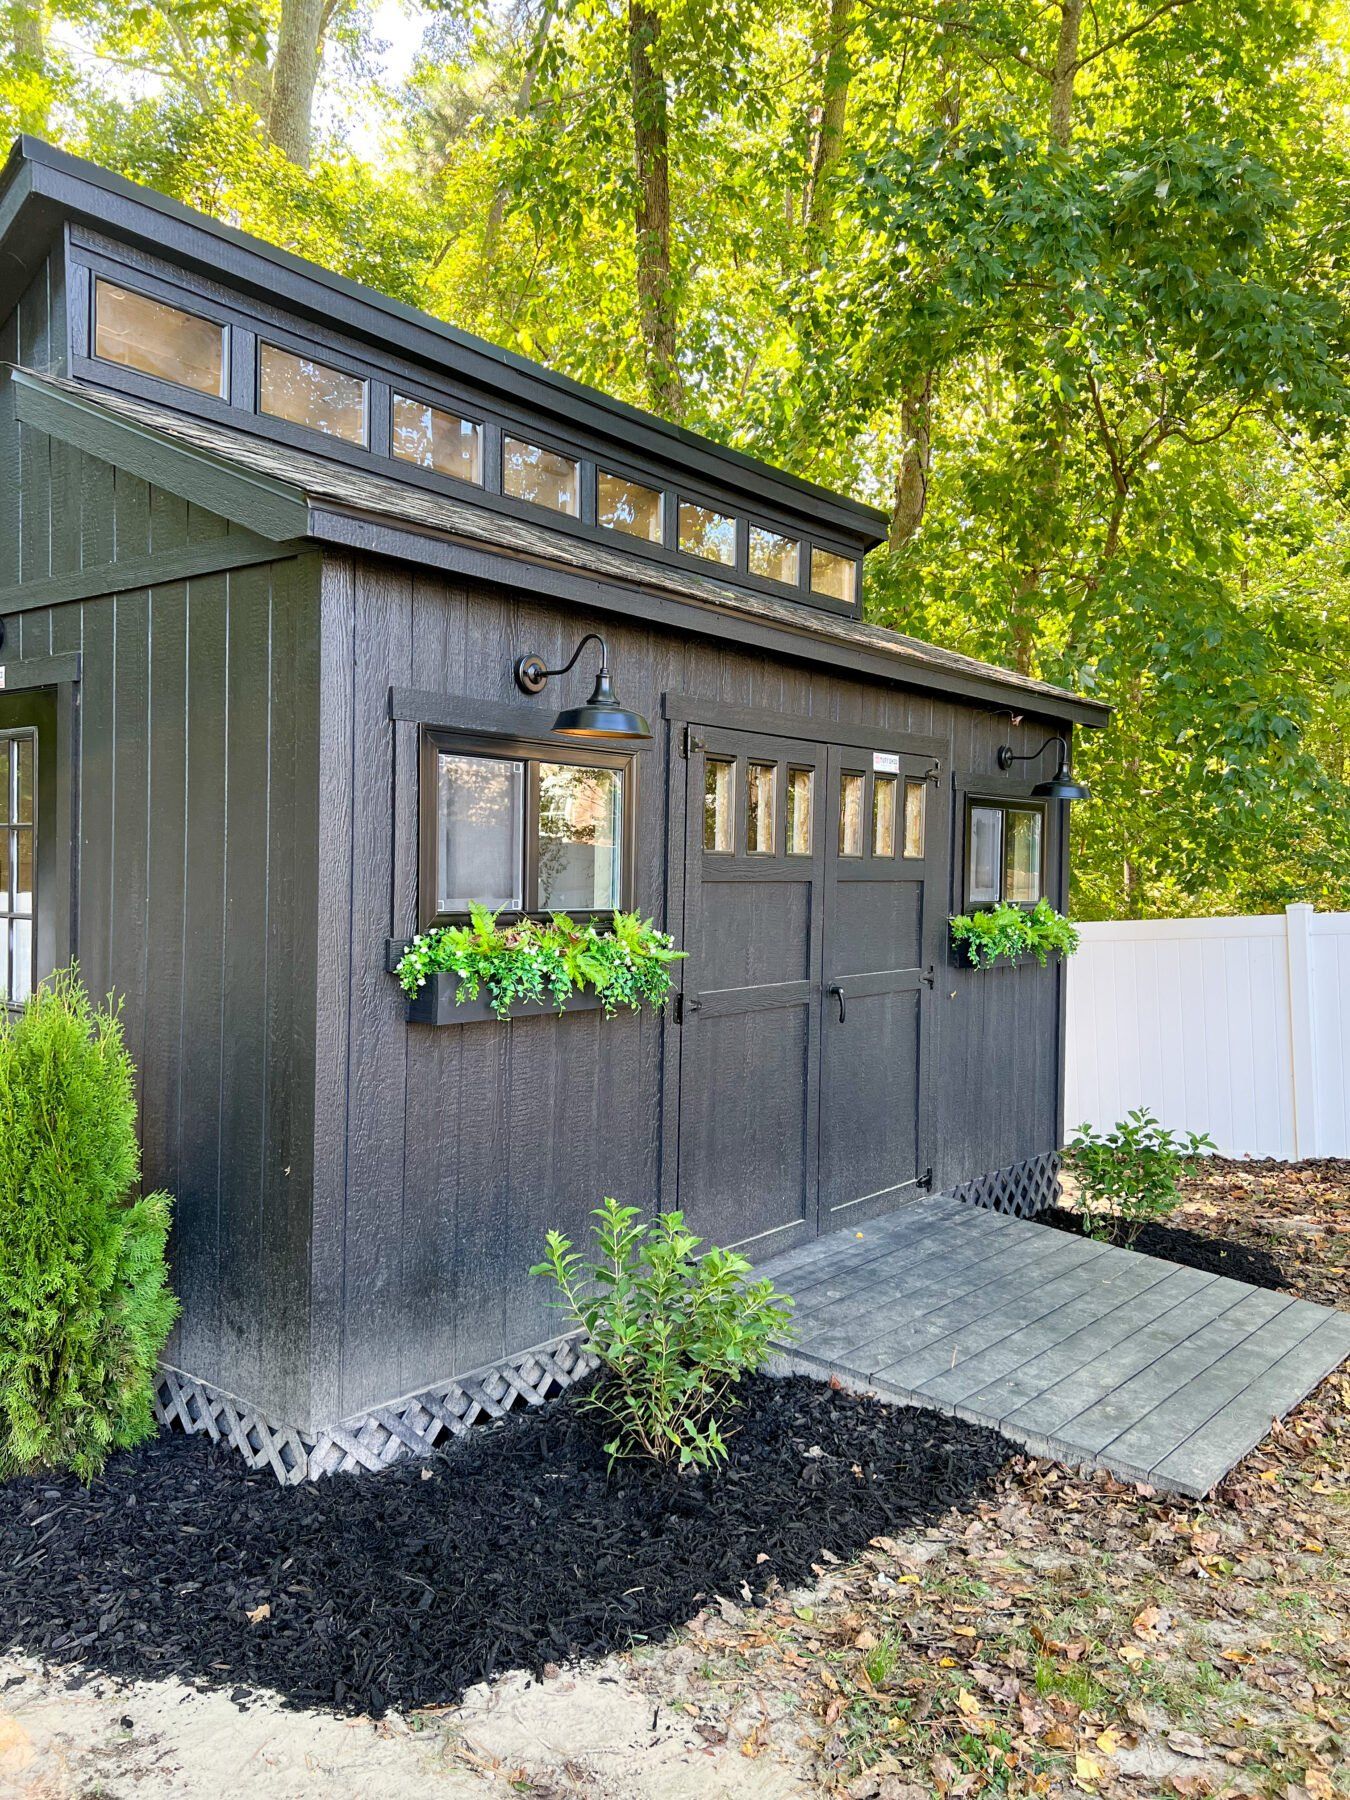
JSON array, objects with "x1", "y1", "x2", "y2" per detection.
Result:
[
  {"x1": 920, "y1": 1167, "x2": 934, "y2": 1191},
  {"x1": 921, "y1": 965, "x2": 936, "y2": 987},
  {"x1": 674, "y1": 992, "x2": 702, "y2": 1024},
  {"x1": 680, "y1": 726, "x2": 705, "y2": 759}
]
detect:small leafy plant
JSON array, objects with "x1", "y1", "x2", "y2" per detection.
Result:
[
  {"x1": 395, "y1": 904, "x2": 684, "y2": 1018},
  {"x1": 532, "y1": 1199, "x2": 794, "y2": 1469},
  {"x1": 0, "y1": 971, "x2": 179, "y2": 1481},
  {"x1": 1063, "y1": 1109, "x2": 1214, "y2": 1245},
  {"x1": 949, "y1": 899, "x2": 1079, "y2": 970}
]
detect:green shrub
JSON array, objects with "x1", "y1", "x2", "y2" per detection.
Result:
[
  {"x1": 1063, "y1": 1109, "x2": 1215, "y2": 1245},
  {"x1": 532, "y1": 1199, "x2": 794, "y2": 1469},
  {"x1": 949, "y1": 899, "x2": 1080, "y2": 970},
  {"x1": 395, "y1": 904, "x2": 685, "y2": 1017},
  {"x1": 0, "y1": 971, "x2": 179, "y2": 1481}
]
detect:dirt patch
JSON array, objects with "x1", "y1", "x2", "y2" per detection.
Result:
[
  {"x1": 1040, "y1": 1206, "x2": 1292, "y2": 1287},
  {"x1": 0, "y1": 1374, "x2": 1006, "y2": 1720}
]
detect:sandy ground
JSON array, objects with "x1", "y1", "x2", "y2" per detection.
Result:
[{"x1": 0, "y1": 1646, "x2": 813, "y2": 1799}]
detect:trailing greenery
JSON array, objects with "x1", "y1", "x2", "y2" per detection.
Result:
[
  {"x1": 532, "y1": 1199, "x2": 794, "y2": 1469},
  {"x1": 395, "y1": 904, "x2": 685, "y2": 1018},
  {"x1": 0, "y1": 971, "x2": 179, "y2": 1482},
  {"x1": 949, "y1": 900, "x2": 1080, "y2": 971},
  {"x1": 1064, "y1": 1110, "x2": 1215, "y2": 1245}
]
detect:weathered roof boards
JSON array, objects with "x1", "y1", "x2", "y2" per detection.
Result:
[{"x1": 0, "y1": 138, "x2": 1105, "y2": 1482}]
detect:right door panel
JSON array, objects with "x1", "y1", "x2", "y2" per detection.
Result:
[{"x1": 817, "y1": 746, "x2": 937, "y2": 1227}]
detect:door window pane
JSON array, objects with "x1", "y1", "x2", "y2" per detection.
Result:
[
  {"x1": 748, "y1": 526, "x2": 800, "y2": 585},
  {"x1": 1, "y1": 732, "x2": 37, "y2": 1009},
  {"x1": 839, "y1": 772, "x2": 865, "y2": 857},
  {"x1": 786, "y1": 767, "x2": 813, "y2": 855},
  {"x1": 678, "y1": 501, "x2": 736, "y2": 565},
  {"x1": 598, "y1": 471, "x2": 663, "y2": 542},
  {"x1": 1005, "y1": 808, "x2": 1043, "y2": 903},
  {"x1": 392, "y1": 395, "x2": 482, "y2": 484},
  {"x1": 94, "y1": 280, "x2": 226, "y2": 397},
  {"x1": 538, "y1": 764, "x2": 622, "y2": 911},
  {"x1": 968, "y1": 804, "x2": 1003, "y2": 905},
  {"x1": 746, "y1": 763, "x2": 776, "y2": 854},
  {"x1": 810, "y1": 547, "x2": 857, "y2": 605},
  {"x1": 903, "y1": 778, "x2": 925, "y2": 858},
  {"x1": 704, "y1": 759, "x2": 734, "y2": 852},
  {"x1": 436, "y1": 753, "x2": 523, "y2": 913},
  {"x1": 260, "y1": 344, "x2": 367, "y2": 444},
  {"x1": 503, "y1": 438, "x2": 580, "y2": 515},
  {"x1": 872, "y1": 775, "x2": 897, "y2": 857}
]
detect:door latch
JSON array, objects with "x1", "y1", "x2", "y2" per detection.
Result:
[{"x1": 828, "y1": 983, "x2": 846, "y2": 1023}]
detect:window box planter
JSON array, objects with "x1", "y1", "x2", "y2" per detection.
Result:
[
  {"x1": 948, "y1": 901, "x2": 1079, "y2": 972},
  {"x1": 404, "y1": 969, "x2": 604, "y2": 1027}
]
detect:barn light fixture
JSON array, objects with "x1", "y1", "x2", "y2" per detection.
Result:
[
  {"x1": 996, "y1": 734, "x2": 1090, "y2": 801},
  {"x1": 514, "y1": 632, "x2": 651, "y2": 741}
]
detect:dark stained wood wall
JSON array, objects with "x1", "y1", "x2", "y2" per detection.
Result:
[
  {"x1": 1, "y1": 277, "x2": 323, "y2": 1424},
  {"x1": 314, "y1": 550, "x2": 1070, "y2": 1427}
]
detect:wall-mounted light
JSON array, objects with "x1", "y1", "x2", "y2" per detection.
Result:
[
  {"x1": 996, "y1": 734, "x2": 1089, "y2": 801},
  {"x1": 514, "y1": 632, "x2": 651, "y2": 741}
]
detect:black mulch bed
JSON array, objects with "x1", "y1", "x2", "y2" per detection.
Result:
[
  {"x1": 1043, "y1": 1207, "x2": 1290, "y2": 1290},
  {"x1": 0, "y1": 1374, "x2": 1008, "y2": 1719}
]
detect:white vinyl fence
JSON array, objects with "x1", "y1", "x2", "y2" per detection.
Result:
[{"x1": 1065, "y1": 906, "x2": 1350, "y2": 1160}]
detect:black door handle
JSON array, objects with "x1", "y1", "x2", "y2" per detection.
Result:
[{"x1": 828, "y1": 983, "x2": 846, "y2": 1023}]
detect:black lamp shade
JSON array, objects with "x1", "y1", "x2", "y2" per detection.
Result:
[
  {"x1": 1032, "y1": 771, "x2": 1090, "y2": 800},
  {"x1": 552, "y1": 669, "x2": 651, "y2": 740}
]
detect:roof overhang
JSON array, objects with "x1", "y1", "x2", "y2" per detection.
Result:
[{"x1": 6, "y1": 368, "x2": 1110, "y2": 730}]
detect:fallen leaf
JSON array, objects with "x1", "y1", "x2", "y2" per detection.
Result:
[
  {"x1": 1095, "y1": 1727, "x2": 1121, "y2": 1756},
  {"x1": 246, "y1": 1603, "x2": 271, "y2": 1625},
  {"x1": 1074, "y1": 1751, "x2": 1103, "y2": 1788}
]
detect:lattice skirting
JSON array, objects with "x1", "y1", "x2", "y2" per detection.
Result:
[
  {"x1": 153, "y1": 1334, "x2": 598, "y2": 1486},
  {"x1": 948, "y1": 1150, "x2": 1060, "y2": 1220}
]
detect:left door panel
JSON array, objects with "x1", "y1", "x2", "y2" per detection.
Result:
[{"x1": 0, "y1": 687, "x2": 64, "y2": 1004}]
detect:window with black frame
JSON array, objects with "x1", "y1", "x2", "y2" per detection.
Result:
[
  {"x1": 420, "y1": 731, "x2": 634, "y2": 927},
  {"x1": 965, "y1": 799, "x2": 1045, "y2": 907},
  {"x1": 0, "y1": 731, "x2": 37, "y2": 1006}
]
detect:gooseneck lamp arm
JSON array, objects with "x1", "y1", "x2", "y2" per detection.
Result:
[
  {"x1": 514, "y1": 633, "x2": 611, "y2": 695},
  {"x1": 996, "y1": 734, "x2": 1068, "y2": 774}
]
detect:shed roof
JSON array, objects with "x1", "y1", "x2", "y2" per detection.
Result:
[{"x1": 11, "y1": 368, "x2": 1109, "y2": 725}]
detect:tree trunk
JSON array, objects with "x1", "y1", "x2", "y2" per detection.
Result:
[
  {"x1": 8, "y1": 0, "x2": 48, "y2": 136},
  {"x1": 628, "y1": 2, "x2": 682, "y2": 419},
  {"x1": 888, "y1": 376, "x2": 933, "y2": 550},
  {"x1": 266, "y1": 0, "x2": 330, "y2": 167},
  {"x1": 1048, "y1": 0, "x2": 1084, "y2": 147},
  {"x1": 804, "y1": 0, "x2": 853, "y2": 236}
]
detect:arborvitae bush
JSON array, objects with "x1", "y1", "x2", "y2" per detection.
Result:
[{"x1": 0, "y1": 971, "x2": 179, "y2": 1480}]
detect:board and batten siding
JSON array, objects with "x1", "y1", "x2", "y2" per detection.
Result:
[
  {"x1": 0, "y1": 340, "x2": 324, "y2": 1423},
  {"x1": 1065, "y1": 908, "x2": 1350, "y2": 1159},
  {"x1": 311, "y1": 550, "x2": 1070, "y2": 1427}
]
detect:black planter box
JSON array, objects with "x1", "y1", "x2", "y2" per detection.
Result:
[{"x1": 401, "y1": 968, "x2": 605, "y2": 1027}]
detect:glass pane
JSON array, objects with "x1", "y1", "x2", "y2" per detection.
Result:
[
  {"x1": 94, "y1": 280, "x2": 226, "y2": 398},
  {"x1": 678, "y1": 501, "x2": 736, "y2": 565},
  {"x1": 0, "y1": 833, "x2": 9, "y2": 914},
  {"x1": 10, "y1": 920, "x2": 31, "y2": 1005},
  {"x1": 903, "y1": 778, "x2": 925, "y2": 858},
  {"x1": 786, "y1": 767, "x2": 813, "y2": 855},
  {"x1": 872, "y1": 775, "x2": 897, "y2": 857},
  {"x1": 1005, "y1": 808, "x2": 1043, "y2": 904},
  {"x1": 392, "y1": 395, "x2": 482, "y2": 484},
  {"x1": 538, "y1": 764, "x2": 622, "y2": 912},
  {"x1": 16, "y1": 736, "x2": 33, "y2": 824},
  {"x1": 436, "y1": 753, "x2": 523, "y2": 913},
  {"x1": 810, "y1": 547, "x2": 857, "y2": 605},
  {"x1": 839, "y1": 772, "x2": 865, "y2": 857},
  {"x1": 0, "y1": 741, "x2": 9, "y2": 826},
  {"x1": 14, "y1": 829, "x2": 32, "y2": 913},
  {"x1": 968, "y1": 804, "x2": 1003, "y2": 905},
  {"x1": 0, "y1": 928, "x2": 8, "y2": 1003},
  {"x1": 704, "y1": 759, "x2": 734, "y2": 852},
  {"x1": 598, "y1": 471, "x2": 663, "y2": 542},
  {"x1": 502, "y1": 438, "x2": 580, "y2": 515},
  {"x1": 260, "y1": 344, "x2": 367, "y2": 444},
  {"x1": 746, "y1": 763, "x2": 776, "y2": 854},
  {"x1": 748, "y1": 526, "x2": 800, "y2": 585}
]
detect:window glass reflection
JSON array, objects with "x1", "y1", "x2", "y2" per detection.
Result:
[
  {"x1": 436, "y1": 753, "x2": 523, "y2": 913},
  {"x1": 538, "y1": 764, "x2": 622, "y2": 911}
]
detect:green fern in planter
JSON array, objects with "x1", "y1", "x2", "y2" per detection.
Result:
[
  {"x1": 395, "y1": 905, "x2": 684, "y2": 1018},
  {"x1": 0, "y1": 972, "x2": 179, "y2": 1482},
  {"x1": 949, "y1": 899, "x2": 1079, "y2": 970}
]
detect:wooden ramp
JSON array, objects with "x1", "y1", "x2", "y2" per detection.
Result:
[{"x1": 760, "y1": 1194, "x2": 1350, "y2": 1498}]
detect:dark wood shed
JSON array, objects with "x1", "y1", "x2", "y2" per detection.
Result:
[{"x1": 0, "y1": 138, "x2": 1108, "y2": 1480}]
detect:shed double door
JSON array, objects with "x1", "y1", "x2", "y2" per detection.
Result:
[{"x1": 674, "y1": 724, "x2": 938, "y2": 1257}]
